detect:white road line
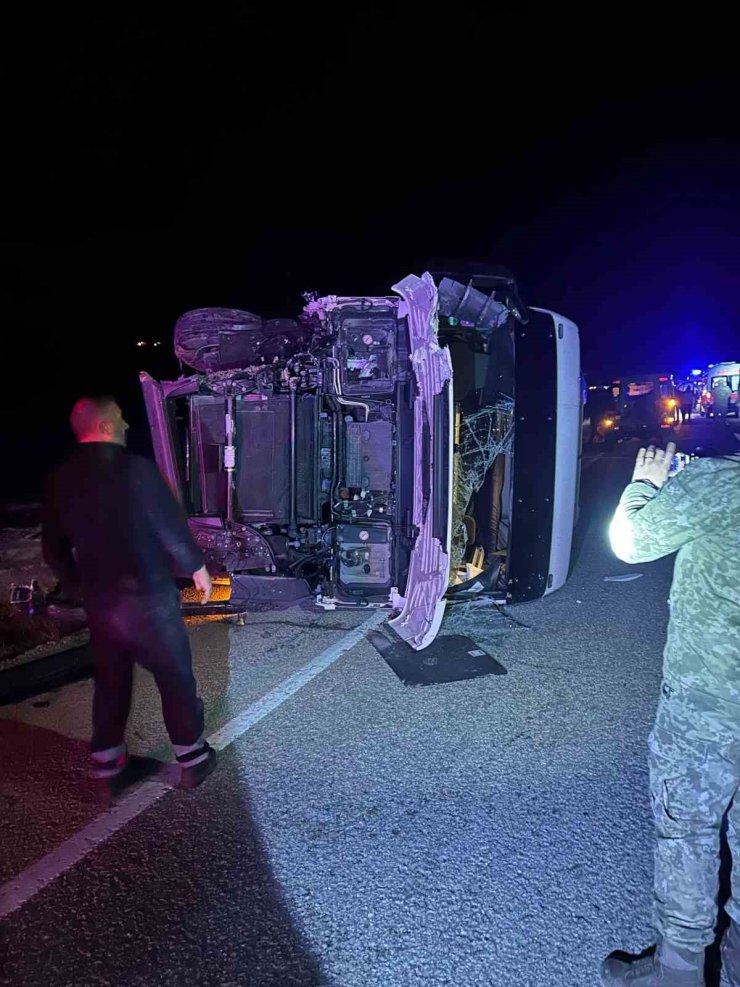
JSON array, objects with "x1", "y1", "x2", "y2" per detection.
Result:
[
  {"x1": 208, "y1": 611, "x2": 387, "y2": 750},
  {"x1": 0, "y1": 781, "x2": 170, "y2": 921},
  {"x1": 0, "y1": 610, "x2": 387, "y2": 921}
]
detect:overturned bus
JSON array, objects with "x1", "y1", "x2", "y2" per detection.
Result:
[{"x1": 141, "y1": 270, "x2": 583, "y2": 650}]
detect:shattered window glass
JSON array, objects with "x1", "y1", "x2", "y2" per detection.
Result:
[{"x1": 449, "y1": 398, "x2": 514, "y2": 577}]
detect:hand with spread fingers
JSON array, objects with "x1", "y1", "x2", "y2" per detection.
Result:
[{"x1": 631, "y1": 441, "x2": 676, "y2": 490}]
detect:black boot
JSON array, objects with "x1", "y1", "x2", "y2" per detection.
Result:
[
  {"x1": 721, "y1": 919, "x2": 740, "y2": 986},
  {"x1": 601, "y1": 940, "x2": 705, "y2": 985},
  {"x1": 90, "y1": 745, "x2": 129, "y2": 803},
  {"x1": 177, "y1": 741, "x2": 217, "y2": 790}
]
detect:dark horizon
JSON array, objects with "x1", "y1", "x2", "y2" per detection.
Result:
[{"x1": 2, "y1": 6, "x2": 740, "y2": 494}]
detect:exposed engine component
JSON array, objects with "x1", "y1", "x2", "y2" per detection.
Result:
[
  {"x1": 161, "y1": 298, "x2": 411, "y2": 603},
  {"x1": 336, "y1": 311, "x2": 397, "y2": 395},
  {"x1": 234, "y1": 394, "x2": 318, "y2": 523},
  {"x1": 151, "y1": 277, "x2": 526, "y2": 622},
  {"x1": 174, "y1": 308, "x2": 313, "y2": 373},
  {"x1": 191, "y1": 521, "x2": 275, "y2": 573},
  {"x1": 344, "y1": 421, "x2": 393, "y2": 492},
  {"x1": 174, "y1": 308, "x2": 262, "y2": 371},
  {"x1": 336, "y1": 523, "x2": 392, "y2": 593}
]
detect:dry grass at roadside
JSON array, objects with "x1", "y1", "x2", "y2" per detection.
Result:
[{"x1": 0, "y1": 602, "x2": 63, "y2": 661}]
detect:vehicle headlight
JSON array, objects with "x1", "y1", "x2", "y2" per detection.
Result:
[{"x1": 601, "y1": 417, "x2": 614, "y2": 428}]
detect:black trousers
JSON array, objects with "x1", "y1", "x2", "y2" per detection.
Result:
[{"x1": 85, "y1": 587, "x2": 204, "y2": 752}]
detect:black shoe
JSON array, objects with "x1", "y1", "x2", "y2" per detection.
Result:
[
  {"x1": 91, "y1": 755, "x2": 164, "y2": 804},
  {"x1": 177, "y1": 742, "x2": 217, "y2": 790},
  {"x1": 90, "y1": 749, "x2": 128, "y2": 803},
  {"x1": 601, "y1": 942, "x2": 704, "y2": 985}
]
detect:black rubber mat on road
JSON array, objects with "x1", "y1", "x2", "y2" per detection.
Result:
[{"x1": 368, "y1": 631, "x2": 507, "y2": 686}]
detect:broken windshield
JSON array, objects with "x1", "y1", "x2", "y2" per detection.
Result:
[{"x1": 450, "y1": 397, "x2": 514, "y2": 577}]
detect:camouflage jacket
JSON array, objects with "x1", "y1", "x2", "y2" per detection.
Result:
[{"x1": 610, "y1": 456, "x2": 740, "y2": 703}]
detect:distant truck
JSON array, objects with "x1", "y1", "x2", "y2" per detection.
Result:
[{"x1": 600, "y1": 373, "x2": 678, "y2": 442}]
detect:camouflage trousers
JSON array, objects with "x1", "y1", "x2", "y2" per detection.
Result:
[{"x1": 649, "y1": 681, "x2": 740, "y2": 949}]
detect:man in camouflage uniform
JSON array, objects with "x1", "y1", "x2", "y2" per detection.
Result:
[{"x1": 602, "y1": 442, "x2": 740, "y2": 986}]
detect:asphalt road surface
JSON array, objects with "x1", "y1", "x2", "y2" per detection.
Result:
[{"x1": 1, "y1": 417, "x2": 738, "y2": 987}]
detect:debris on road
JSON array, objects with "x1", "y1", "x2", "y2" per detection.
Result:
[{"x1": 442, "y1": 597, "x2": 528, "y2": 634}]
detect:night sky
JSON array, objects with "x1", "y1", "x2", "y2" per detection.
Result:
[{"x1": 2, "y1": 6, "x2": 739, "y2": 492}]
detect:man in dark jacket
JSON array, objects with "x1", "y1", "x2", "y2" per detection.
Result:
[{"x1": 42, "y1": 396, "x2": 216, "y2": 793}]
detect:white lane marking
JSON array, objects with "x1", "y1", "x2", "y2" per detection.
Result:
[
  {"x1": 208, "y1": 611, "x2": 387, "y2": 750},
  {"x1": 0, "y1": 611, "x2": 388, "y2": 921},
  {"x1": 0, "y1": 781, "x2": 170, "y2": 921}
]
